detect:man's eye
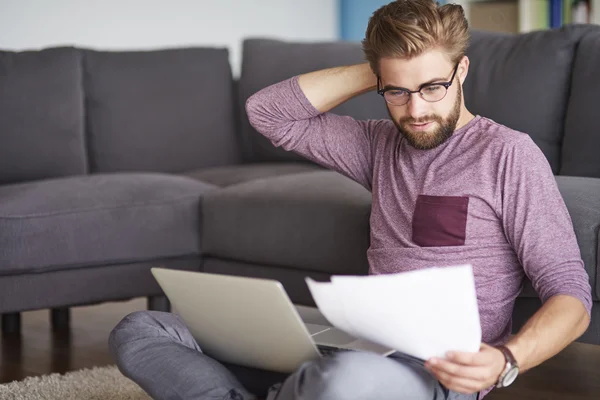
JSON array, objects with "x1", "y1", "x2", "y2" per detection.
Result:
[
  {"x1": 423, "y1": 85, "x2": 443, "y2": 93},
  {"x1": 387, "y1": 90, "x2": 408, "y2": 97}
]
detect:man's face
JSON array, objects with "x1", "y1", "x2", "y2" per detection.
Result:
[{"x1": 378, "y1": 51, "x2": 466, "y2": 150}]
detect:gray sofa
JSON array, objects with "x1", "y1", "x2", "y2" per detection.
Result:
[{"x1": 1, "y1": 25, "x2": 599, "y2": 346}]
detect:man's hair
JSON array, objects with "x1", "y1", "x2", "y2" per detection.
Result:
[{"x1": 362, "y1": 0, "x2": 469, "y2": 75}]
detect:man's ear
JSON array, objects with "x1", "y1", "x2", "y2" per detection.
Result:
[{"x1": 459, "y1": 56, "x2": 470, "y2": 85}]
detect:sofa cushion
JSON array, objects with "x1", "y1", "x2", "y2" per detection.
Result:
[
  {"x1": 0, "y1": 47, "x2": 87, "y2": 184},
  {"x1": 561, "y1": 28, "x2": 600, "y2": 178},
  {"x1": 464, "y1": 26, "x2": 592, "y2": 174},
  {"x1": 83, "y1": 47, "x2": 240, "y2": 173},
  {"x1": 0, "y1": 173, "x2": 214, "y2": 275},
  {"x1": 202, "y1": 171, "x2": 371, "y2": 275},
  {"x1": 238, "y1": 38, "x2": 388, "y2": 163},
  {"x1": 555, "y1": 176, "x2": 600, "y2": 301},
  {"x1": 186, "y1": 162, "x2": 322, "y2": 187}
]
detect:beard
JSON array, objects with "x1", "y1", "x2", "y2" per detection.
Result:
[{"x1": 389, "y1": 83, "x2": 462, "y2": 150}]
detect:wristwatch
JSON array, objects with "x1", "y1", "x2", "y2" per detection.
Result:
[{"x1": 495, "y1": 345, "x2": 520, "y2": 388}]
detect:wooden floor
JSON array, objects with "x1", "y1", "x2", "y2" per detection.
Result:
[{"x1": 1, "y1": 298, "x2": 599, "y2": 399}]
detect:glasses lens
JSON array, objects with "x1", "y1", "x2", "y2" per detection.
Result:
[
  {"x1": 384, "y1": 89, "x2": 410, "y2": 105},
  {"x1": 420, "y1": 85, "x2": 447, "y2": 102}
]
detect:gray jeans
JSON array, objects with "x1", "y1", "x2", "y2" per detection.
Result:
[{"x1": 109, "y1": 311, "x2": 478, "y2": 400}]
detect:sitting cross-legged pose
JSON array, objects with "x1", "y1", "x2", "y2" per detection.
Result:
[{"x1": 109, "y1": 1, "x2": 592, "y2": 399}]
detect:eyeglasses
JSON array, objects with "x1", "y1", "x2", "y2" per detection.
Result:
[{"x1": 376, "y1": 64, "x2": 459, "y2": 106}]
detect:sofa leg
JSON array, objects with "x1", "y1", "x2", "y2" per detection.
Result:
[
  {"x1": 147, "y1": 295, "x2": 171, "y2": 312},
  {"x1": 2, "y1": 313, "x2": 21, "y2": 335},
  {"x1": 51, "y1": 308, "x2": 71, "y2": 331}
]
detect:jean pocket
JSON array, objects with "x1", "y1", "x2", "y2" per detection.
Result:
[{"x1": 412, "y1": 195, "x2": 469, "y2": 247}]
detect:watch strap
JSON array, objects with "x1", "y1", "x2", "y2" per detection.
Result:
[
  {"x1": 496, "y1": 345, "x2": 518, "y2": 367},
  {"x1": 496, "y1": 345, "x2": 518, "y2": 387}
]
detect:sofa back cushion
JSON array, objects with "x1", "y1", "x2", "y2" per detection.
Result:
[
  {"x1": 241, "y1": 27, "x2": 588, "y2": 170},
  {"x1": 463, "y1": 26, "x2": 590, "y2": 174},
  {"x1": 238, "y1": 38, "x2": 388, "y2": 163},
  {"x1": 84, "y1": 47, "x2": 240, "y2": 173},
  {"x1": 561, "y1": 28, "x2": 600, "y2": 178},
  {"x1": 0, "y1": 47, "x2": 87, "y2": 184}
]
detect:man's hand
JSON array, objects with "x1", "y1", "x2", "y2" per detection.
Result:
[{"x1": 424, "y1": 343, "x2": 505, "y2": 394}]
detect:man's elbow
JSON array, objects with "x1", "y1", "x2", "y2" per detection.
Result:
[
  {"x1": 245, "y1": 94, "x2": 270, "y2": 134},
  {"x1": 571, "y1": 297, "x2": 591, "y2": 339},
  {"x1": 547, "y1": 293, "x2": 591, "y2": 339},
  {"x1": 578, "y1": 308, "x2": 591, "y2": 336},
  {"x1": 245, "y1": 93, "x2": 260, "y2": 122}
]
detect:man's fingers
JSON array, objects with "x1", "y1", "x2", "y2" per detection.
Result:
[
  {"x1": 445, "y1": 348, "x2": 496, "y2": 366},
  {"x1": 425, "y1": 344, "x2": 504, "y2": 395},
  {"x1": 426, "y1": 358, "x2": 488, "y2": 382},
  {"x1": 445, "y1": 351, "x2": 479, "y2": 365},
  {"x1": 428, "y1": 367, "x2": 481, "y2": 395}
]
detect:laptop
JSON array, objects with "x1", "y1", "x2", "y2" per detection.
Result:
[{"x1": 151, "y1": 267, "x2": 396, "y2": 373}]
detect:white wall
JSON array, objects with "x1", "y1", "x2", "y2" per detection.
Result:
[{"x1": 0, "y1": 0, "x2": 339, "y2": 76}]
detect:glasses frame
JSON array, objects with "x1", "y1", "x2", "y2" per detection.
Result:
[{"x1": 376, "y1": 63, "x2": 459, "y2": 106}]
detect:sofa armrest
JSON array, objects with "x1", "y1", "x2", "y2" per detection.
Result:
[{"x1": 554, "y1": 176, "x2": 600, "y2": 301}]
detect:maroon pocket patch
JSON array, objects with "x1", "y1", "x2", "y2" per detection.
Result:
[{"x1": 412, "y1": 195, "x2": 469, "y2": 247}]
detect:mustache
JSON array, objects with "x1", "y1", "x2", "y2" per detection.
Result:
[{"x1": 399, "y1": 115, "x2": 442, "y2": 124}]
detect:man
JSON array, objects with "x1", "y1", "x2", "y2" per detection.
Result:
[{"x1": 109, "y1": 1, "x2": 592, "y2": 399}]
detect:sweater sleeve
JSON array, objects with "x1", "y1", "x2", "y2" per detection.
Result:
[
  {"x1": 245, "y1": 75, "x2": 383, "y2": 190},
  {"x1": 499, "y1": 136, "x2": 592, "y2": 316}
]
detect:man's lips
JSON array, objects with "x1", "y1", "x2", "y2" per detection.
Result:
[{"x1": 409, "y1": 121, "x2": 433, "y2": 131}]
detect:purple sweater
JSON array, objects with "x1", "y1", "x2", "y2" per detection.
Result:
[{"x1": 246, "y1": 76, "x2": 592, "y2": 394}]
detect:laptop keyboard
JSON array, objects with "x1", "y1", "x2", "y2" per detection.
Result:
[{"x1": 317, "y1": 344, "x2": 355, "y2": 357}]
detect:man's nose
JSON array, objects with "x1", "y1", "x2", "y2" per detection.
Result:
[{"x1": 406, "y1": 93, "x2": 429, "y2": 120}]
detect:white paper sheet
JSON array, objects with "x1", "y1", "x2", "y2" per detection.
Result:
[{"x1": 305, "y1": 264, "x2": 481, "y2": 360}]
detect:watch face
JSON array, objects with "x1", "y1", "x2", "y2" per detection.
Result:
[{"x1": 503, "y1": 367, "x2": 519, "y2": 387}]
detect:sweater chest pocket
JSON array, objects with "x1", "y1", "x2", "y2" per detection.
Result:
[{"x1": 412, "y1": 195, "x2": 469, "y2": 247}]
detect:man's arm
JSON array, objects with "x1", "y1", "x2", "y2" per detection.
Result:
[
  {"x1": 426, "y1": 288, "x2": 590, "y2": 395},
  {"x1": 498, "y1": 135, "x2": 593, "y2": 362},
  {"x1": 425, "y1": 136, "x2": 592, "y2": 394},
  {"x1": 505, "y1": 294, "x2": 589, "y2": 373},
  {"x1": 425, "y1": 296, "x2": 590, "y2": 395},
  {"x1": 245, "y1": 64, "x2": 380, "y2": 189}
]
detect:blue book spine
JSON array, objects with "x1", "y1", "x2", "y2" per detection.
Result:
[{"x1": 550, "y1": 0, "x2": 563, "y2": 28}]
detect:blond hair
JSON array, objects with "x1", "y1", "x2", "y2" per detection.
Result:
[{"x1": 362, "y1": 0, "x2": 469, "y2": 74}]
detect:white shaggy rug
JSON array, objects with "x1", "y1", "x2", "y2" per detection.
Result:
[{"x1": 0, "y1": 365, "x2": 151, "y2": 400}]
